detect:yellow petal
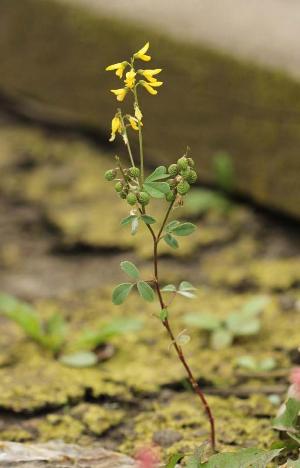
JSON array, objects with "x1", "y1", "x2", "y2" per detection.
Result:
[
  {"x1": 141, "y1": 81, "x2": 157, "y2": 95},
  {"x1": 142, "y1": 69, "x2": 162, "y2": 83},
  {"x1": 110, "y1": 88, "x2": 128, "y2": 102},
  {"x1": 134, "y1": 42, "x2": 149, "y2": 57},
  {"x1": 139, "y1": 54, "x2": 151, "y2": 62},
  {"x1": 129, "y1": 116, "x2": 139, "y2": 131},
  {"x1": 106, "y1": 62, "x2": 122, "y2": 71},
  {"x1": 109, "y1": 115, "x2": 121, "y2": 142},
  {"x1": 124, "y1": 69, "x2": 136, "y2": 89},
  {"x1": 134, "y1": 104, "x2": 143, "y2": 121},
  {"x1": 148, "y1": 81, "x2": 163, "y2": 87}
]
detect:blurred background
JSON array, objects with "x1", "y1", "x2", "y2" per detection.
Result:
[{"x1": 0, "y1": 0, "x2": 300, "y2": 459}]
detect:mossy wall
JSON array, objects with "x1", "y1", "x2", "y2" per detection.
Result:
[{"x1": 0, "y1": 0, "x2": 300, "y2": 218}]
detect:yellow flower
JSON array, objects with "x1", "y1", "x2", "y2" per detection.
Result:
[
  {"x1": 109, "y1": 115, "x2": 121, "y2": 142},
  {"x1": 140, "y1": 68, "x2": 162, "y2": 83},
  {"x1": 134, "y1": 42, "x2": 151, "y2": 62},
  {"x1": 124, "y1": 69, "x2": 136, "y2": 89},
  {"x1": 106, "y1": 61, "x2": 127, "y2": 78},
  {"x1": 134, "y1": 103, "x2": 143, "y2": 121},
  {"x1": 128, "y1": 116, "x2": 140, "y2": 131},
  {"x1": 141, "y1": 80, "x2": 163, "y2": 95},
  {"x1": 110, "y1": 88, "x2": 128, "y2": 102}
]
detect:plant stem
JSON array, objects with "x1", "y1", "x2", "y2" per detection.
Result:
[
  {"x1": 146, "y1": 203, "x2": 216, "y2": 452},
  {"x1": 119, "y1": 112, "x2": 135, "y2": 168},
  {"x1": 133, "y1": 88, "x2": 144, "y2": 184}
]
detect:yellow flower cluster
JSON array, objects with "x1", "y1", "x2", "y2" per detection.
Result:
[{"x1": 106, "y1": 42, "x2": 163, "y2": 102}]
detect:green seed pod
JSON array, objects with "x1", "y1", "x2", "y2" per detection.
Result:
[
  {"x1": 115, "y1": 181, "x2": 123, "y2": 192},
  {"x1": 119, "y1": 191, "x2": 127, "y2": 199},
  {"x1": 138, "y1": 191, "x2": 150, "y2": 205},
  {"x1": 187, "y1": 169, "x2": 197, "y2": 184},
  {"x1": 180, "y1": 167, "x2": 191, "y2": 178},
  {"x1": 168, "y1": 164, "x2": 178, "y2": 177},
  {"x1": 127, "y1": 193, "x2": 137, "y2": 205},
  {"x1": 177, "y1": 180, "x2": 190, "y2": 195},
  {"x1": 165, "y1": 190, "x2": 176, "y2": 202},
  {"x1": 105, "y1": 169, "x2": 117, "y2": 181},
  {"x1": 177, "y1": 156, "x2": 188, "y2": 171},
  {"x1": 187, "y1": 157, "x2": 195, "y2": 168},
  {"x1": 129, "y1": 166, "x2": 140, "y2": 178}
]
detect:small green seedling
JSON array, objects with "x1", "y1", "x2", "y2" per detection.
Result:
[
  {"x1": 0, "y1": 293, "x2": 141, "y2": 367},
  {"x1": 184, "y1": 296, "x2": 270, "y2": 350},
  {"x1": 236, "y1": 355, "x2": 277, "y2": 372}
]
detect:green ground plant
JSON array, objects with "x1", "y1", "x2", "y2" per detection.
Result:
[
  {"x1": 0, "y1": 293, "x2": 141, "y2": 366},
  {"x1": 183, "y1": 296, "x2": 269, "y2": 350},
  {"x1": 105, "y1": 42, "x2": 216, "y2": 451}
]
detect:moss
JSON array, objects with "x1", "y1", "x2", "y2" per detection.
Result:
[{"x1": 71, "y1": 403, "x2": 125, "y2": 436}]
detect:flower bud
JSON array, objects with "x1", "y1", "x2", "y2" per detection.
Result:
[
  {"x1": 115, "y1": 181, "x2": 123, "y2": 192},
  {"x1": 104, "y1": 169, "x2": 117, "y2": 181},
  {"x1": 177, "y1": 180, "x2": 190, "y2": 195},
  {"x1": 129, "y1": 167, "x2": 140, "y2": 178},
  {"x1": 177, "y1": 156, "x2": 188, "y2": 171},
  {"x1": 168, "y1": 164, "x2": 178, "y2": 177},
  {"x1": 180, "y1": 167, "x2": 191, "y2": 178},
  {"x1": 187, "y1": 169, "x2": 197, "y2": 184},
  {"x1": 138, "y1": 191, "x2": 150, "y2": 205},
  {"x1": 127, "y1": 193, "x2": 137, "y2": 205},
  {"x1": 165, "y1": 190, "x2": 176, "y2": 202}
]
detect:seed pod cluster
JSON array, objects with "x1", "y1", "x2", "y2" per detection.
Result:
[
  {"x1": 166, "y1": 156, "x2": 197, "y2": 202},
  {"x1": 105, "y1": 165, "x2": 150, "y2": 206}
]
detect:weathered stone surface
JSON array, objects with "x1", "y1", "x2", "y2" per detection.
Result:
[
  {"x1": 0, "y1": 0, "x2": 300, "y2": 218},
  {"x1": 0, "y1": 441, "x2": 135, "y2": 467}
]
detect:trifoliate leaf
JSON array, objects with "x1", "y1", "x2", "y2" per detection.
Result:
[
  {"x1": 140, "y1": 214, "x2": 156, "y2": 225},
  {"x1": 226, "y1": 312, "x2": 261, "y2": 336},
  {"x1": 171, "y1": 222, "x2": 197, "y2": 236},
  {"x1": 179, "y1": 281, "x2": 197, "y2": 291},
  {"x1": 184, "y1": 313, "x2": 221, "y2": 331},
  {"x1": 112, "y1": 283, "x2": 133, "y2": 305},
  {"x1": 166, "y1": 220, "x2": 181, "y2": 233},
  {"x1": 161, "y1": 284, "x2": 177, "y2": 292},
  {"x1": 210, "y1": 328, "x2": 233, "y2": 350},
  {"x1": 59, "y1": 351, "x2": 98, "y2": 368},
  {"x1": 242, "y1": 295, "x2": 270, "y2": 317},
  {"x1": 165, "y1": 453, "x2": 184, "y2": 468},
  {"x1": 143, "y1": 181, "x2": 170, "y2": 198},
  {"x1": 137, "y1": 281, "x2": 155, "y2": 302},
  {"x1": 120, "y1": 261, "x2": 140, "y2": 280},
  {"x1": 164, "y1": 234, "x2": 179, "y2": 249},
  {"x1": 131, "y1": 216, "x2": 139, "y2": 235},
  {"x1": 121, "y1": 215, "x2": 137, "y2": 226},
  {"x1": 145, "y1": 166, "x2": 170, "y2": 182}
]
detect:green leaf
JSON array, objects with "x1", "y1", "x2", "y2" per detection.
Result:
[
  {"x1": 210, "y1": 328, "x2": 233, "y2": 350},
  {"x1": 143, "y1": 181, "x2": 170, "y2": 198},
  {"x1": 161, "y1": 284, "x2": 177, "y2": 292},
  {"x1": 59, "y1": 351, "x2": 98, "y2": 368},
  {"x1": 236, "y1": 355, "x2": 257, "y2": 371},
  {"x1": 120, "y1": 261, "x2": 140, "y2": 280},
  {"x1": 166, "y1": 220, "x2": 181, "y2": 233},
  {"x1": 160, "y1": 308, "x2": 168, "y2": 321},
  {"x1": 184, "y1": 188, "x2": 231, "y2": 216},
  {"x1": 121, "y1": 215, "x2": 136, "y2": 226},
  {"x1": 137, "y1": 281, "x2": 155, "y2": 302},
  {"x1": 171, "y1": 222, "x2": 197, "y2": 236},
  {"x1": 145, "y1": 166, "x2": 169, "y2": 182},
  {"x1": 226, "y1": 312, "x2": 261, "y2": 336},
  {"x1": 273, "y1": 398, "x2": 300, "y2": 432},
  {"x1": 165, "y1": 453, "x2": 184, "y2": 468},
  {"x1": 164, "y1": 234, "x2": 179, "y2": 249},
  {"x1": 184, "y1": 313, "x2": 221, "y2": 331},
  {"x1": 178, "y1": 281, "x2": 197, "y2": 298},
  {"x1": 75, "y1": 318, "x2": 142, "y2": 350},
  {"x1": 200, "y1": 448, "x2": 282, "y2": 468},
  {"x1": 0, "y1": 293, "x2": 43, "y2": 343},
  {"x1": 131, "y1": 216, "x2": 139, "y2": 235},
  {"x1": 45, "y1": 313, "x2": 67, "y2": 352},
  {"x1": 242, "y1": 296, "x2": 270, "y2": 317},
  {"x1": 140, "y1": 214, "x2": 156, "y2": 225},
  {"x1": 112, "y1": 283, "x2": 133, "y2": 305},
  {"x1": 259, "y1": 357, "x2": 277, "y2": 371}
]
